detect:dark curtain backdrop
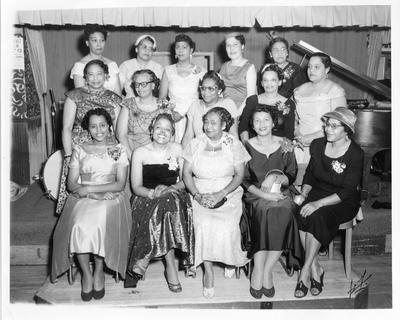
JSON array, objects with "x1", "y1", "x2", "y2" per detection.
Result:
[{"x1": 41, "y1": 25, "x2": 370, "y2": 103}]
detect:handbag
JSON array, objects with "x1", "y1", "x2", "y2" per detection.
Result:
[
  {"x1": 210, "y1": 197, "x2": 227, "y2": 209},
  {"x1": 262, "y1": 169, "x2": 285, "y2": 193}
]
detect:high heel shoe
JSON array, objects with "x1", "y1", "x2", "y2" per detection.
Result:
[
  {"x1": 81, "y1": 289, "x2": 93, "y2": 302},
  {"x1": 93, "y1": 287, "x2": 105, "y2": 300},
  {"x1": 310, "y1": 271, "x2": 325, "y2": 296},
  {"x1": 262, "y1": 286, "x2": 275, "y2": 298},
  {"x1": 249, "y1": 286, "x2": 263, "y2": 299},
  {"x1": 203, "y1": 286, "x2": 215, "y2": 298},
  {"x1": 294, "y1": 281, "x2": 308, "y2": 298},
  {"x1": 130, "y1": 264, "x2": 147, "y2": 281},
  {"x1": 164, "y1": 271, "x2": 182, "y2": 293},
  {"x1": 224, "y1": 266, "x2": 235, "y2": 279}
]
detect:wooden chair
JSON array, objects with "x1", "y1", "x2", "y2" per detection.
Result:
[{"x1": 328, "y1": 208, "x2": 362, "y2": 279}]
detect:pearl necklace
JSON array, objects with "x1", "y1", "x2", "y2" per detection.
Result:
[{"x1": 177, "y1": 63, "x2": 193, "y2": 69}]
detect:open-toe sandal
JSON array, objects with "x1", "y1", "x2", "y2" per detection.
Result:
[
  {"x1": 310, "y1": 271, "x2": 325, "y2": 296},
  {"x1": 294, "y1": 280, "x2": 309, "y2": 298}
]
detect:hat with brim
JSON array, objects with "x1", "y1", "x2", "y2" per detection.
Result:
[{"x1": 322, "y1": 107, "x2": 357, "y2": 134}]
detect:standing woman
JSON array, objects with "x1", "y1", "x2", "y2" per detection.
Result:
[
  {"x1": 182, "y1": 107, "x2": 251, "y2": 299},
  {"x1": 57, "y1": 60, "x2": 122, "y2": 214},
  {"x1": 268, "y1": 37, "x2": 308, "y2": 99},
  {"x1": 125, "y1": 114, "x2": 194, "y2": 291},
  {"x1": 116, "y1": 69, "x2": 163, "y2": 160},
  {"x1": 119, "y1": 35, "x2": 164, "y2": 98},
  {"x1": 239, "y1": 64, "x2": 296, "y2": 142},
  {"x1": 159, "y1": 34, "x2": 207, "y2": 143},
  {"x1": 181, "y1": 70, "x2": 239, "y2": 148},
  {"x1": 294, "y1": 107, "x2": 363, "y2": 298},
  {"x1": 219, "y1": 32, "x2": 257, "y2": 114},
  {"x1": 71, "y1": 24, "x2": 122, "y2": 96},
  {"x1": 51, "y1": 108, "x2": 131, "y2": 301},
  {"x1": 242, "y1": 105, "x2": 303, "y2": 299},
  {"x1": 293, "y1": 52, "x2": 347, "y2": 185}
]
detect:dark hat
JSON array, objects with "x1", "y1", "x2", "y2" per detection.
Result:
[{"x1": 323, "y1": 107, "x2": 357, "y2": 134}]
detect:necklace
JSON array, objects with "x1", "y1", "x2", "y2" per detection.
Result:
[
  {"x1": 177, "y1": 63, "x2": 193, "y2": 69},
  {"x1": 86, "y1": 85, "x2": 105, "y2": 95}
]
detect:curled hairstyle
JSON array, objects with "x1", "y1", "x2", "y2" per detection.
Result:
[
  {"x1": 261, "y1": 64, "x2": 284, "y2": 81},
  {"x1": 148, "y1": 113, "x2": 176, "y2": 137},
  {"x1": 200, "y1": 70, "x2": 226, "y2": 92},
  {"x1": 203, "y1": 107, "x2": 234, "y2": 132},
  {"x1": 268, "y1": 37, "x2": 289, "y2": 57},
  {"x1": 131, "y1": 69, "x2": 160, "y2": 97},
  {"x1": 223, "y1": 34, "x2": 246, "y2": 46},
  {"x1": 84, "y1": 24, "x2": 108, "y2": 41},
  {"x1": 310, "y1": 52, "x2": 332, "y2": 73},
  {"x1": 175, "y1": 34, "x2": 196, "y2": 53},
  {"x1": 249, "y1": 105, "x2": 278, "y2": 130},
  {"x1": 83, "y1": 59, "x2": 109, "y2": 79},
  {"x1": 81, "y1": 108, "x2": 113, "y2": 132}
]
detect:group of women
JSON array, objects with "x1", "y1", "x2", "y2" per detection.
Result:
[{"x1": 50, "y1": 24, "x2": 364, "y2": 302}]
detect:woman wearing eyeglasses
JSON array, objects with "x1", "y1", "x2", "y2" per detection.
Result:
[
  {"x1": 181, "y1": 70, "x2": 239, "y2": 148},
  {"x1": 119, "y1": 35, "x2": 164, "y2": 98},
  {"x1": 159, "y1": 34, "x2": 207, "y2": 143},
  {"x1": 116, "y1": 69, "x2": 165, "y2": 160},
  {"x1": 293, "y1": 52, "x2": 347, "y2": 185}
]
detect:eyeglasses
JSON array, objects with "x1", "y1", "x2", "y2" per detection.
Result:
[
  {"x1": 133, "y1": 81, "x2": 154, "y2": 88},
  {"x1": 323, "y1": 121, "x2": 343, "y2": 130},
  {"x1": 139, "y1": 44, "x2": 155, "y2": 52},
  {"x1": 199, "y1": 86, "x2": 218, "y2": 93}
]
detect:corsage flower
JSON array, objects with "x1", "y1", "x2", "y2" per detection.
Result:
[
  {"x1": 167, "y1": 157, "x2": 179, "y2": 171},
  {"x1": 107, "y1": 145, "x2": 122, "y2": 161},
  {"x1": 157, "y1": 99, "x2": 176, "y2": 112},
  {"x1": 279, "y1": 137, "x2": 300, "y2": 154},
  {"x1": 331, "y1": 160, "x2": 346, "y2": 174},
  {"x1": 276, "y1": 101, "x2": 291, "y2": 115},
  {"x1": 222, "y1": 135, "x2": 234, "y2": 146}
]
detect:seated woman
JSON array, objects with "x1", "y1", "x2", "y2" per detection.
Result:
[
  {"x1": 51, "y1": 108, "x2": 131, "y2": 302},
  {"x1": 124, "y1": 113, "x2": 194, "y2": 292},
  {"x1": 239, "y1": 64, "x2": 296, "y2": 142},
  {"x1": 182, "y1": 107, "x2": 251, "y2": 299},
  {"x1": 181, "y1": 70, "x2": 239, "y2": 148},
  {"x1": 294, "y1": 107, "x2": 363, "y2": 298},
  {"x1": 242, "y1": 105, "x2": 303, "y2": 299}
]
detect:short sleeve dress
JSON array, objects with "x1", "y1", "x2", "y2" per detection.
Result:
[{"x1": 51, "y1": 143, "x2": 131, "y2": 282}]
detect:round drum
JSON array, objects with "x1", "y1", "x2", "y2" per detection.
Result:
[{"x1": 43, "y1": 150, "x2": 65, "y2": 201}]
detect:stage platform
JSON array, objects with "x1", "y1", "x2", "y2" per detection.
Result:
[{"x1": 35, "y1": 257, "x2": 368, "y2": 309}]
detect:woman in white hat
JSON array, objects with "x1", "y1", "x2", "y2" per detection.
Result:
[{"x1": 119, "y1": 35, "x2": 164, "y2": 98}]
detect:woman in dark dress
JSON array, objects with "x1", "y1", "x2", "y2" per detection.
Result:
[
  {"x1": 242, "y1": 105, "x2": 303, "y2": 299},
  {"x1": 268, "y1": 37, "x2": 308, "y2": 99},
  {"x1": 294, "y1": 107, "x2": 364, "y2": 298},
  {"x1": 124, "y1": 113, "x2": 194, "y2": 292},
  {"x1": 239, "y1": 64, "x2": 296, "y2": 142}
]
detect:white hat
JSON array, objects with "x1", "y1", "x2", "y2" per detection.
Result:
[{"x1": 135, "y1": 35, "x2": 156, "y2": 50}]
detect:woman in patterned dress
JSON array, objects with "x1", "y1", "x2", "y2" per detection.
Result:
[{"x1": 56, "y1": 59, "x2": 122, "y2": 214}]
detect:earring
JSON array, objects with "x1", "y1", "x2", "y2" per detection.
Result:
[
  {"x1": 175, "y1": 54, "x2": 177, "y2": 59},
  {"x1": 190, "y1": 54, "x2": 193, "y2": 60},
  {"x1": 345, "y1": 135, "x2": 349, "y2": 141},
  {"x1": 325, "y1": 73, "x2": 328, "y2": 78}
]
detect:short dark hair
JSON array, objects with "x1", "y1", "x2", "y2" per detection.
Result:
[
  {"x1": 203, "y1": 107, "x2": 234, "y2": 132},
  {"x1": 83, "y1": 59, "x2": 109, "y2": 79},
  {"x1": 148, "y1": 113, "x2": 176, "y2": 137},
  {"x1": 84, "y1": 24, "x2": 108, "y2": 41},
  {"x1": 268, "y1": 37, "x2": 289, "y2": 56},
  {"x1": 81, "y1": 108, "x2": 113, "y2": 132},
  {"x1": 310, "y1": 52, "x2": 332, "y2": 73},
  {"x1": 131, "y1": 69, "x2": 160, "y2": 97},
  {"x1": 200, "y1": 70, "x2": 226, "y2": 92},
  {"x1": 175, "y1": 34, "x2": 196, "y2": 53},
  {"x1": 261, "y1": 64, "x2": 284, "y2": 81},
  {"x1": 249, "y1": 104, "x2": 278, "y2": 130}
]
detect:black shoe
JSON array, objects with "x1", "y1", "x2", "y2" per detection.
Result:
[
  {"x1": 294, "y1": 281, "x2": 308, "y2": 298},
  {"x1": 249, "y1": 286, "x2": 263, "y2": 299},
  {"x1": 310, "y1": 272, "x2": 325, "y2": 296},
  {"x1": 262, "y1": 286, "x2": 275, "y2": 298},
  {"x1": 93, "y1": 287, "x2": 105, "y2": 300},
  {"x1": 81, "y1": 289, "x2": 93, "y2": 302}
]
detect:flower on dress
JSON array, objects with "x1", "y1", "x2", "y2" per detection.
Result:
[
  {"x1": 279, "y1": 137, "x2": 298, "y2": 154},
  {"x1": 107, "y1": 145, "x2": 122, "y2": 161},
  {"x1": 281, "y1": 64, "x2": 295, "y2": 84},
  {"x1": 167, "y1": 157, "x2": 179, "y2": 171},
  {"x1": 221, "y1": 135, "x2": 234, "y2": 146},
  {"x1": 331, "y1": 160, "x2": 346, "y2": 174},
  {"x1": 157, "y1": 99, "x2": 176, "y2": 112},
  {"x1": 193, "y1": 65, "x2": 203, "y2": 75},
  {"x1": 276, "y1": 101, "x2": 291, "y2": 115}
]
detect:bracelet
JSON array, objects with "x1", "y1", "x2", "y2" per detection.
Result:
[
  {"x1": 221, "y1": 189, "x2": 228, "y2": 197},
  {"x1": 300, "y1": 190, "x2": 308, "y2": 198},
  {"x1": 64, "y1": 154, "x2": 72, "y2": 159},
  {"x1": 319, "y1": 199, "x2": 325, "y2": 207},
  {"x1": 193, "y1": 192, "x2": 199, "y2": 199}
]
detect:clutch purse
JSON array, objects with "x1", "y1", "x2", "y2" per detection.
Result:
[
  {"x1": 210, "y1": 197, "x2": 227, "y2": 209},
  {"x1": 263, "y1": 169, "x2": 285, "y2": 193}
]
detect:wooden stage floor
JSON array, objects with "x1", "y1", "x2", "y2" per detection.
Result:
[{"x1": 35, "y1": 256, "x2": 368, "y2": 308}]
